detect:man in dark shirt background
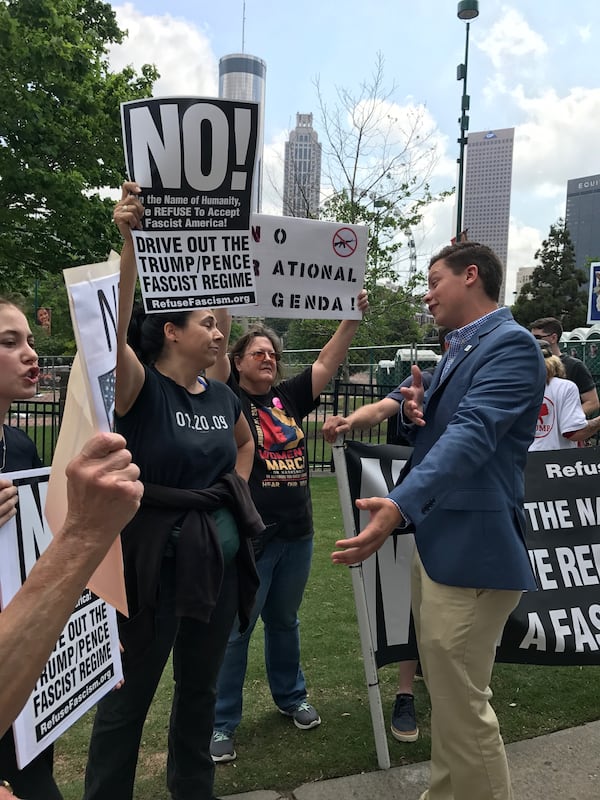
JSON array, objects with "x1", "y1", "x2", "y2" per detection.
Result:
[{"x1": 530, "y1": 317, "x2": 599, "y2": 417}]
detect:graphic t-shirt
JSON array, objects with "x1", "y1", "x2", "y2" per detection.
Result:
[
  {"x1": 529, "y1": 377, "x2": 586, "y2": 451},
  {"x1": 116, "y1": 366, "x2": 241, "y2": 488},
  {"x1": 228, "y1": 368, "x2": 318, "y2": 540}
]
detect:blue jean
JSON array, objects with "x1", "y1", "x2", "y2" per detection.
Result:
[
  {"x1": 213, "y1": 536, "x2": 313, "y2": 735},
  {"x1": 83, "y1": 555, "x2": 238, "y2": 800}
]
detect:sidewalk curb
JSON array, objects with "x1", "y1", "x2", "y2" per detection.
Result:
[{"x1": 222, "y1": 720, "x2": 600, "y2": 800}]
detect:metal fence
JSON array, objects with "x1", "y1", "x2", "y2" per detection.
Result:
[
  {"x1": 7, "y1": 398, "x2": 63, "y2": 466},
  {"x1": 10, "y1": 342, "x2": 600, "y2": 473},
  {"x1": 3, "y1": 347, "x2": 427, "y2": 470},
  {"x1": 7, "y1": 380, "x2": 391, "y2": 472},
  {"x1": 305, "y1": 380, "x2": 394, "y2": 472}
]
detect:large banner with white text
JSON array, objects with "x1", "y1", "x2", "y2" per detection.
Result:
[{"x1": 343, "y1": 441, "x2": 600, "y2": 667}]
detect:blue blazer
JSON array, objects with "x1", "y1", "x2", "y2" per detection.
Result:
[{"x1": 389, "y1": 307, "x2": 545, "y2": 591}]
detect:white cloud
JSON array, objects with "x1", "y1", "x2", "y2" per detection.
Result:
[
  {"x1": 344, "y1": 98, "x2": 450, "y2": 193},
  {"x1": 577, "y1": 25, "x2": 592, "y2": 42},
  {"x1": 261, "y1": 130, "x2": 287, "y2": 215},
  {"x1": 477, "y1": 7, "x2": 548, "y2": 71},
  {"x1": 415, "y1": 193, "x2": 455, "y2": 267},
  {"x1": 512, "y1": 86, "x2": 600, "y2": 196},
  {"x1": 506, "y1": 218, "x2": 544, "y2": 302},
  {"x1": 109, "y1": 3, "x2": 218, "y2": 98}
]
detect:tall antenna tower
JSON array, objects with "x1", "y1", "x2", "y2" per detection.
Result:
[{"x1": 241, "y1": 0, "x2": 246, "y2": 52}]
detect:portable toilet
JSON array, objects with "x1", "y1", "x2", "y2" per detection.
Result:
[
  {"x1": 376, "y1": 359, "x2": 397, "y2": 387},
  {"x1": 394, "y1": 348, "x2": 441, "y2": 382}
]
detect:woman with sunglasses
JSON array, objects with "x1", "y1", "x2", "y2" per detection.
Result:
[
  {"x1": 82, "y1": 183, "x2": 262, "y2": 800},
  {"x1": 207, "y1": 291, "x2": 368, "y2": 763}
]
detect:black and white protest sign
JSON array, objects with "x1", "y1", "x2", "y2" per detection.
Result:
[
  {"x1": 497, "y1": 448, "x2": 600, "y2": 665},
  {"x1": 48, "y1": 256, "x2": 128, "y2": 615},
  {"x1": 67, "y1": 264, "x2": 119, "y2": 431},
  {"x1": 238, "y1": 215, "x2": 367, "y2": 319},
  {"x1": 0, "y1": 470, "x2": 122, "y2": 768},
  {"x1": 340, "y1": 441, "x2": 600, "y2": 667},
  {"x1": 121, "y1": 97, "x2": 259, "y2": 311},
  {"x1": 343, "y1": 441, "x2": 418, "y2": 668}
]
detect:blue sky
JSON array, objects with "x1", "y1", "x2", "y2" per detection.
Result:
[{"x1": 108, "y1": 1, "x2": 600, "y2": 298}]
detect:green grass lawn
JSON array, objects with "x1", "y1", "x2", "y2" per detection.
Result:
[{"x1": 54, "y1": 475, "x2": 600, "y2": 798}]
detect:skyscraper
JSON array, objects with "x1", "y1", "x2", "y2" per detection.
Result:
[
  {"x1": 219, "y1": 53, "x2": 267, "y2": 213},
  {"x1": 515, "y1": 265, "x2": 535, "y2": 299},
  {"x1": 462, "y1": 127, "x2": 514, "y2": 305},
  {"x1": 282, "y1": 113, "x2": 322, "y2": 218},
  {"x1": 565, "y1": 173, "x2": 600, "y2": 275}
]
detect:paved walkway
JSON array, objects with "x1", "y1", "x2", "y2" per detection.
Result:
[{"x1": 222, "y1": 720, "x2": 600, "y2": 799}]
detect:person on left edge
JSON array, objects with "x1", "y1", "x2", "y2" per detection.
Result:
[
  {"x1": 207, "y1": 290, "x2": 368, "y2": 763},
  {"x1": 0, "y1": 296, "x2": 62, "y2": 800},
  {"x1": 82, "y1": 183, "x2": 262, "y2": 800}
]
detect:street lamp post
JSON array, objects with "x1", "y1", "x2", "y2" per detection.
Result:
[{"x1": 455, "y1": 0, "x2": 479, "y2": 242}]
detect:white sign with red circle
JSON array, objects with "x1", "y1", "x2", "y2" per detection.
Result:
[{"x1": 238, "y1": 214, "x2": 367, "y2": 319}]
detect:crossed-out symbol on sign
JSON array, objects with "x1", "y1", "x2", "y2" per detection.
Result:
[{"x1": 332, "y1": 227, "x2": 358, "y2": 258}]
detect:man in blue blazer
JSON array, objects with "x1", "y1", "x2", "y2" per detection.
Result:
[{"x1": 333, "y1": 242, "x2": 545, "y2": 800}]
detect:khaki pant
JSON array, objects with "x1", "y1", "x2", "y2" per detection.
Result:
[{"x1": 412, "y1": 551, "x2": 521, "y2": 800}]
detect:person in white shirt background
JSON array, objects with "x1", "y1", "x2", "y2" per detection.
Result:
[{"x1": 529, "y1": 339, "x2": 600, "y2": 451}]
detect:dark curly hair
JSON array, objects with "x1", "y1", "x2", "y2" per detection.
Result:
[{"x1": 127, "y1": 305, "x2": 192, "y2": 365}]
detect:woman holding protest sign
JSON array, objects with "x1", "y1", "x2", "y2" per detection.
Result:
[
  {"x1": 83, "y1": 182, "x2": 261, "y2": 800},
  {"x1": 0, "y1": 298, "x2": 61, "y2": 800},
  {"x1": 206, "y1": 289, "x2": 368, "y2": 763}
]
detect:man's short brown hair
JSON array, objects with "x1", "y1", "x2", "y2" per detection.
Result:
[
  {"x1": 429, "y1": 242, "x2": 503, "y2": 302},
  {"x1": 529, "y1": 317, "x2": 563, "y2": 340}
]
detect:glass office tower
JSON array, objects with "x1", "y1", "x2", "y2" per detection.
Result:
[
  {"x1": 566, "y1": 173, "x2": 600, "y2": 275},
  {"x1": 463, "y1": 127, "x2": 514, "y2": 305}
]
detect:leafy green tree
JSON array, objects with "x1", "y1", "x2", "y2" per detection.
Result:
[
  {"x1": 0, "y1": 0, "x2": 157, "y2": 292},
  {"x1": 512, "y1": 221, "x2": 588, "y2": 330},
  {"x1": 264, "y1": 317, "x2": 292, "y2": 342},
  {"x1": 30, "y1": 272, "x2": 77, "y2": 355},
  {"x1": 316, "y1": 55, "x2": 451, "y2": 286},
  {"x1": 254, "y1": 57, "x2": 448, "y2": 355}
]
